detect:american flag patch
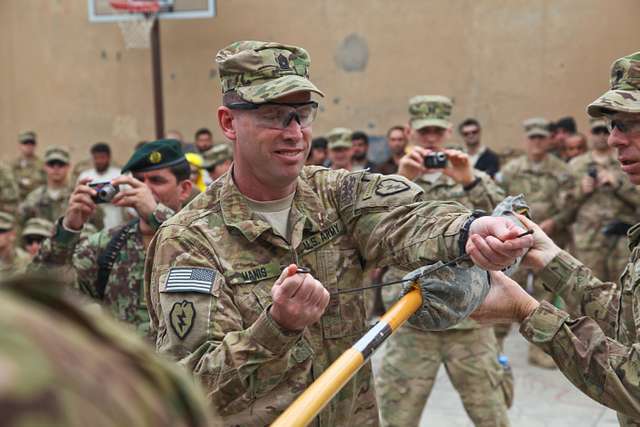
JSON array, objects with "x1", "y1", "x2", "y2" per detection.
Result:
[{"x1": 163, "y1": 267, "x2": 216, "y2": 294}]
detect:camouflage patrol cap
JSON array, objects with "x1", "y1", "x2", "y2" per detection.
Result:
[
  {"x1": 216, "y1": 41, "x2": 324, "y2": 104},
  {"x1": 18, "y1": 131, "x2": 37, "y2": 144},
  {"x1": 44, "y1": 146, "x2": 70, "y2": 164},
  {"x1": 22, "y1": 218, "x2": 54, "y2": 238},
  {"x1": 523, "y1": 117, "x2": 550, "y2": 137},
  {"x1": 121, "y1": 139, "x2": 188, "y2": 174},
  {"x1": 0, "y1": 212, "x2": 15, "y2": 231},
  {"x1": 588, "y1": 52, "x2": 640, "y2": 117},
  {"x1": 589, "y1": 117, "x2": 608, "y2": 130},
  {"x1": 408, "y1": 95, "x2": 453, "y2": 130},
  {"x1": 201, "y1": 143, "x2": 233, "y2": 169},
  {"x1": 326, "y1": 127, "x2": 353, "y2": 150}
]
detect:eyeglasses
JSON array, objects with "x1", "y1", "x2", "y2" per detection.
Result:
[
  {"x1": 46, "y1": 160, "x2": 68, "y2": 168},
  {"x1": 592, "y1": 127, "x2": 610, "y2": 136},
  {"x1": 461, "y1": 129, "x2": 479, "y2": 137},
  {"x1": 24, "y1": 236, "x2": 45, "y2": 245},
  {"x1": 606, "y1": 117, "x2": 640, "y2": 135},
  {"x1": 227, "y1": 101, "x2": 319, "y2": 129}
]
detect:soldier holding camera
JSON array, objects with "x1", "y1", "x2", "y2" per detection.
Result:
[
  {"x1": 567, "y1": 117, "x2": 640, "y2": 282},
  {"x1": 31, "y1": 139, "x2": 193, "y2": 341},
  {"x1": 377, "y1": 95, "x2": 510, "y2": 427}
]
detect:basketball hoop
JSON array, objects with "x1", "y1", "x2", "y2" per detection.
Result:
[{"x1": 109, "y1": 0, "x2": 160, "y2": 49}]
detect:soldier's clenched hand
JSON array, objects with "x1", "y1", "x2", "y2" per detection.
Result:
[
  {"x1": 270, "y1": 264, "x2": 330, "y2": 332},
  {"x1": 62, "y1": 177, "x2": 98, "y2": 231},
  {"x1": 466, "y1": 216, "x2": 533, "y2": 271}
]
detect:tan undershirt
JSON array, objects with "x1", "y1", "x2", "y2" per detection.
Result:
[{"x1": 243, "y1": 192, "x2": 295, "y2": 240}]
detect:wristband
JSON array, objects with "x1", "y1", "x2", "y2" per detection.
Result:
[{"x1": 458, "y1": 210, "x2": 486, "y2": 257}]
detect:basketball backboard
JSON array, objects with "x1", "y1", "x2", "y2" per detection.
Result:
[{"x1": 88, "y1": 0, "x2": 215, "y2": 22}]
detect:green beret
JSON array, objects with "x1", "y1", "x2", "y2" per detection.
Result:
[{"x1": 121, "y1": 139, "x2": 188, "y2": 174}]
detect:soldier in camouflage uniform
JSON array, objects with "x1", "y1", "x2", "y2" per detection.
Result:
[
  {"x1": 498, "y1": 118, "x2": 576, "y2": 368},
  {"x1": 567, "y1": 117, "x2": 639, "y2": 282},
  {"x1": 0, "y1": 273, "x2": 213, "y2": 427},
  {"x1": 21, "y1": 217, "x2": 54, "y2": 259},
  {"x1": 0, "y1": 212, "x2": 30, "y2": 278},
  {"x1": 0, "y1": 163, "x2": 19, "y2": 215},
  {"x1": 11, "y1": 131, "x2": 45, "y2": 200},
  {"x1": 32, "y1": 140, "x2": 193, "y2": 341},
  {"x1": 202, "y1": 142, "x2": 233, "y2": 182},
  {"x1": 376, "y1": 95, "x2": 510, "y2": 427},
  {"x1": 471, "y1": 51, "x2": 640, "y2": 427},
  {"x1": 143, "y1": 40, "x2": 533, "y2": 427}
]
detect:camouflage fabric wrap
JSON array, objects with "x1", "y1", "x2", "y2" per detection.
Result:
[
  {"x1": 490, "y1": 194, "x2": 530, "y2": 276},
  {"x1": 216, "y1": 40, "x2": 324, "y2": 103},
  {"x1": 588, "y1": 51, "x2": 640, "y2": 117},
  {"x1": 0, "y1": 274, "x2": 214, "y2": 426},
  {"x1": 402, "y1": 262, "x2": 490, "y2": 331},
  {"x1": 408, "y1": 95, "x2": 453, "y2": 129}
]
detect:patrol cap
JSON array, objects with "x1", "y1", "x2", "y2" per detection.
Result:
[
  {"x1": 121, "y1": 139, "x2": 188, "y2": 174},
  {"x1": 44, "y1": 146, "x2": 70, "y2": 164},
  {"x1": 22, "y1": 218, "x2": 54, "y2": 238},
  {"x1": 0, "y1": 212, "x2": 15, "y2": 231},
  {"x1": 216, "y1": 40, "x2": 324, "y2": 104},
  {"x1": 408, "y1": 95, "x2": 453, "y2": 130},
  {"x1": 589, "y1": 117, "x2": 608, "y2": 130},
  {"x1": 326, "y1": 127, "x2": 353, "y2": 150},
  {"x1": 202, "y1": 143, "x2": 233, "y2": 169},
  {"x1": 588, "y1": 52, "x2": 640, "y2": 117},
  {"x1": 18, "y1": 131, "x2": 37, "y2": 144},
  {"x1": 523, "y1": 117, "x2": 551, "y2": 138}
]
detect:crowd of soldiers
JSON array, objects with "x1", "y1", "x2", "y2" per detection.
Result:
[{"x1": 2, "y1": 40, "x2": 640, "y2": 427}]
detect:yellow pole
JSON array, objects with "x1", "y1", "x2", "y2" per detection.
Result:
[{"x1": 272, "y1": 286, "x2": 423, "y2": 427}]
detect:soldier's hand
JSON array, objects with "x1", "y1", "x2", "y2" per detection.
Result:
[
  {"x1": 397, "y1": 146, "x2": 428, "y2": 181},
  {"x1": 442, "y1": 149, "x2": 475, "y2": 186},
  {"x1": 270, "y1": 264, "x2": 330, "y2": 332},
  {"x1": 517, "y1": 215, "x2": 561, "y2": 272},
  {"x1": 62, "y1": 177, "x2": 98, "y2": 231},
  {"x1": 581, "y1": 175, "x2": 596, "y2": 194},
  {"x1": 467, "y1": 216, "x2": 533, "y2": 271},
  {"x1": 111, "y1": 175, "x2": 158, "y2": 221},
  {"x1": 471, "y1": 271, "x2": 540, "y2": 324}
]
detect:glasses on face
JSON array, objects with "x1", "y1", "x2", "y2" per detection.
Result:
[
  {"x1": 24, "y1": 236, "x2": 45, "y2": 245},
  {"x1": 461, "y1": 129, "x2": 479, "y2": 137},
  {"x1": 46, "y1": 160, "x2": 67, "y2": 168},
  {"x1": 592, "y1": 127, "x2": 610, "y2": 136},
  {"x1": 227, "y1": 101, "x2": 319, "y2": 129},
  {"x1": 606, "y1": 117, "x2": 640, "y2": 135}
]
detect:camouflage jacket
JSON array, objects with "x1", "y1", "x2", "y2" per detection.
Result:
[
  {"x1": 0, "y1": 274, "x2": 214, "y2": 426},
  {"x1": 32, "y1": 204, "x2": 175, "y2": 341},
  {"x1": 520, "y1": 222, "x2": 640, "y2": 419},
  {"x1": 19, "y1": 185, "x2": 104, "y2": 229},
  {"x1": 11, "y1": 156, "x2": 45, "y2": 200},
  {"x1": 568, "y1": 151, "x2": 640, "y2": 251},
  {"x1": 385, "y1": 170, "x2": 504, "y2": 330},
  {"x1": 144, "y1": 166, "x2": 472, "y2": 426},
  {"x1": 0, "y1": 163, "x2": 20, "y2": 214},
  {"x1": 499, "y1": 155, "x2": 575, "y2": 230},
  {"x1": 0, "y1": 247, "x2": 31, "y2": 278}
]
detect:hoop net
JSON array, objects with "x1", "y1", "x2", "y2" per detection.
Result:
[{"x1": 109, "y1": 0, "x2": 159, "y2": 49}]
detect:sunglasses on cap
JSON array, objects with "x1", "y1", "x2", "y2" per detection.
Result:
[{"x1": 227, "y1": 101, "x2": 319, "y2": 130}]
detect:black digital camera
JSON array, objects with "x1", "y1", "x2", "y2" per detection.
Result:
[
  {"x1": 89, "y1": 182, "x2": 119, "y2": 204},
  {"x1": 587, "y1": 163, "x2": 598, "y2": 179},
  {"x1": 424, "y1": 152, "x2": 448, "y2": 169}
]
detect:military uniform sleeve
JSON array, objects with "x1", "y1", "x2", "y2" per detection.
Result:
[
  {"x1": 31, "y1": 220, "x2": 83, "y2": 267},
  {"x1": 463, "y1": 171, "x2": 505, "y2": 212},
  {"x1": 145, "y1": 225, "x2": 306, "y2": 414},
  {"x1": 538, "y1": 250, "x2": 620, "y2": 336},
  {"x1": 520, "y1": 301, "x2": 640, "y2": 418},
  {"x1": 334, "y1": 171, "x2": 471, "y2": 270}
]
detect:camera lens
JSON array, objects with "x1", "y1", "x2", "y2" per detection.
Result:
[{"x1": 98, "y1": 185, "x2": 117, "y2": 202}]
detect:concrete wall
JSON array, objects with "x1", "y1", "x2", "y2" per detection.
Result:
[{"x1": 1, "y1": 0, "x2": 638, "y2": 164}]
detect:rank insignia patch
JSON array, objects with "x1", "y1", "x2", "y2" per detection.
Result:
[
  {"x1": 375, "y1": 178, "x2": 410, "y2": 196},
  {"x1": 170, "y1": 300, "x2": 195, "y2": 340}
]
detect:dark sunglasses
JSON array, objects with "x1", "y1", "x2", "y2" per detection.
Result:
[
  {"x1": 592, "y1": 127, "x2": 609, "y2": 135},
  {"x1": 46, "y1": 160, "x2": 68, "y2": 168},
  {"x1": 24, "y1": 236, "x2": 45, "y2": 245},
  {"x1": 20, "y1": 140, "x2": 36, "y2": 145}
]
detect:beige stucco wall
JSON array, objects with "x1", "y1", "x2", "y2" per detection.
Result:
[{"x1": 1, "y1": 0, "x2": 638, "y2": 164}]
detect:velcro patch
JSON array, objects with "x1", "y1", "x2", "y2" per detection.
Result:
[{"x1": 163, "y1": 267, "x2": 216, "y2": 294}]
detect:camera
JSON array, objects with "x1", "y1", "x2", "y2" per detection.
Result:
[
  {"x1": 89, "y1": 182, "x2": 119, "y2": 204},
  {"x1": 424, "y1": 152, "x2": 448, "y2": 169},
  {"x1": 587, "y1": 164, "x2": 598, "y2": 179}
]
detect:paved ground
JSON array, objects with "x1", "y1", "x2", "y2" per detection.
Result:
[{"x1": 372, "y1": 326, "x2": 619, "y2": 426}]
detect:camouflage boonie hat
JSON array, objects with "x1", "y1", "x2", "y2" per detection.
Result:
[
  {"x1": 202, "y1": 143, "x2": 233, "y2": 169},
  {"x1": 523, "y1": 117, "x2": 550, "y2": 137},
  {"x1": 216, "y1": 41, "x2": 324, "y2": 104},
  {"x1": 326, "y1": 127, "x2": 353, "y2": 150},
  {"x1": 0, "y1": 212, "x2": 15, "y2": 231},
  {"x1": 18, "y1": 131, "x2": 37, "y2": 144},
  {"x1": 588, "y1": 52, "x2": 640, "y2": 117},
  {"x1": 589, "y1": 117, "x2": 608, "y2": 130},
  {"x1": 44, "y1": 146, "x2": 70, "y2": 164},
  {"x1": 22, "y1": 218, "x2": 54, "y2": 238},
  {"x1": 408, "y1": 95, "x2": 453, "y2": 130}
]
